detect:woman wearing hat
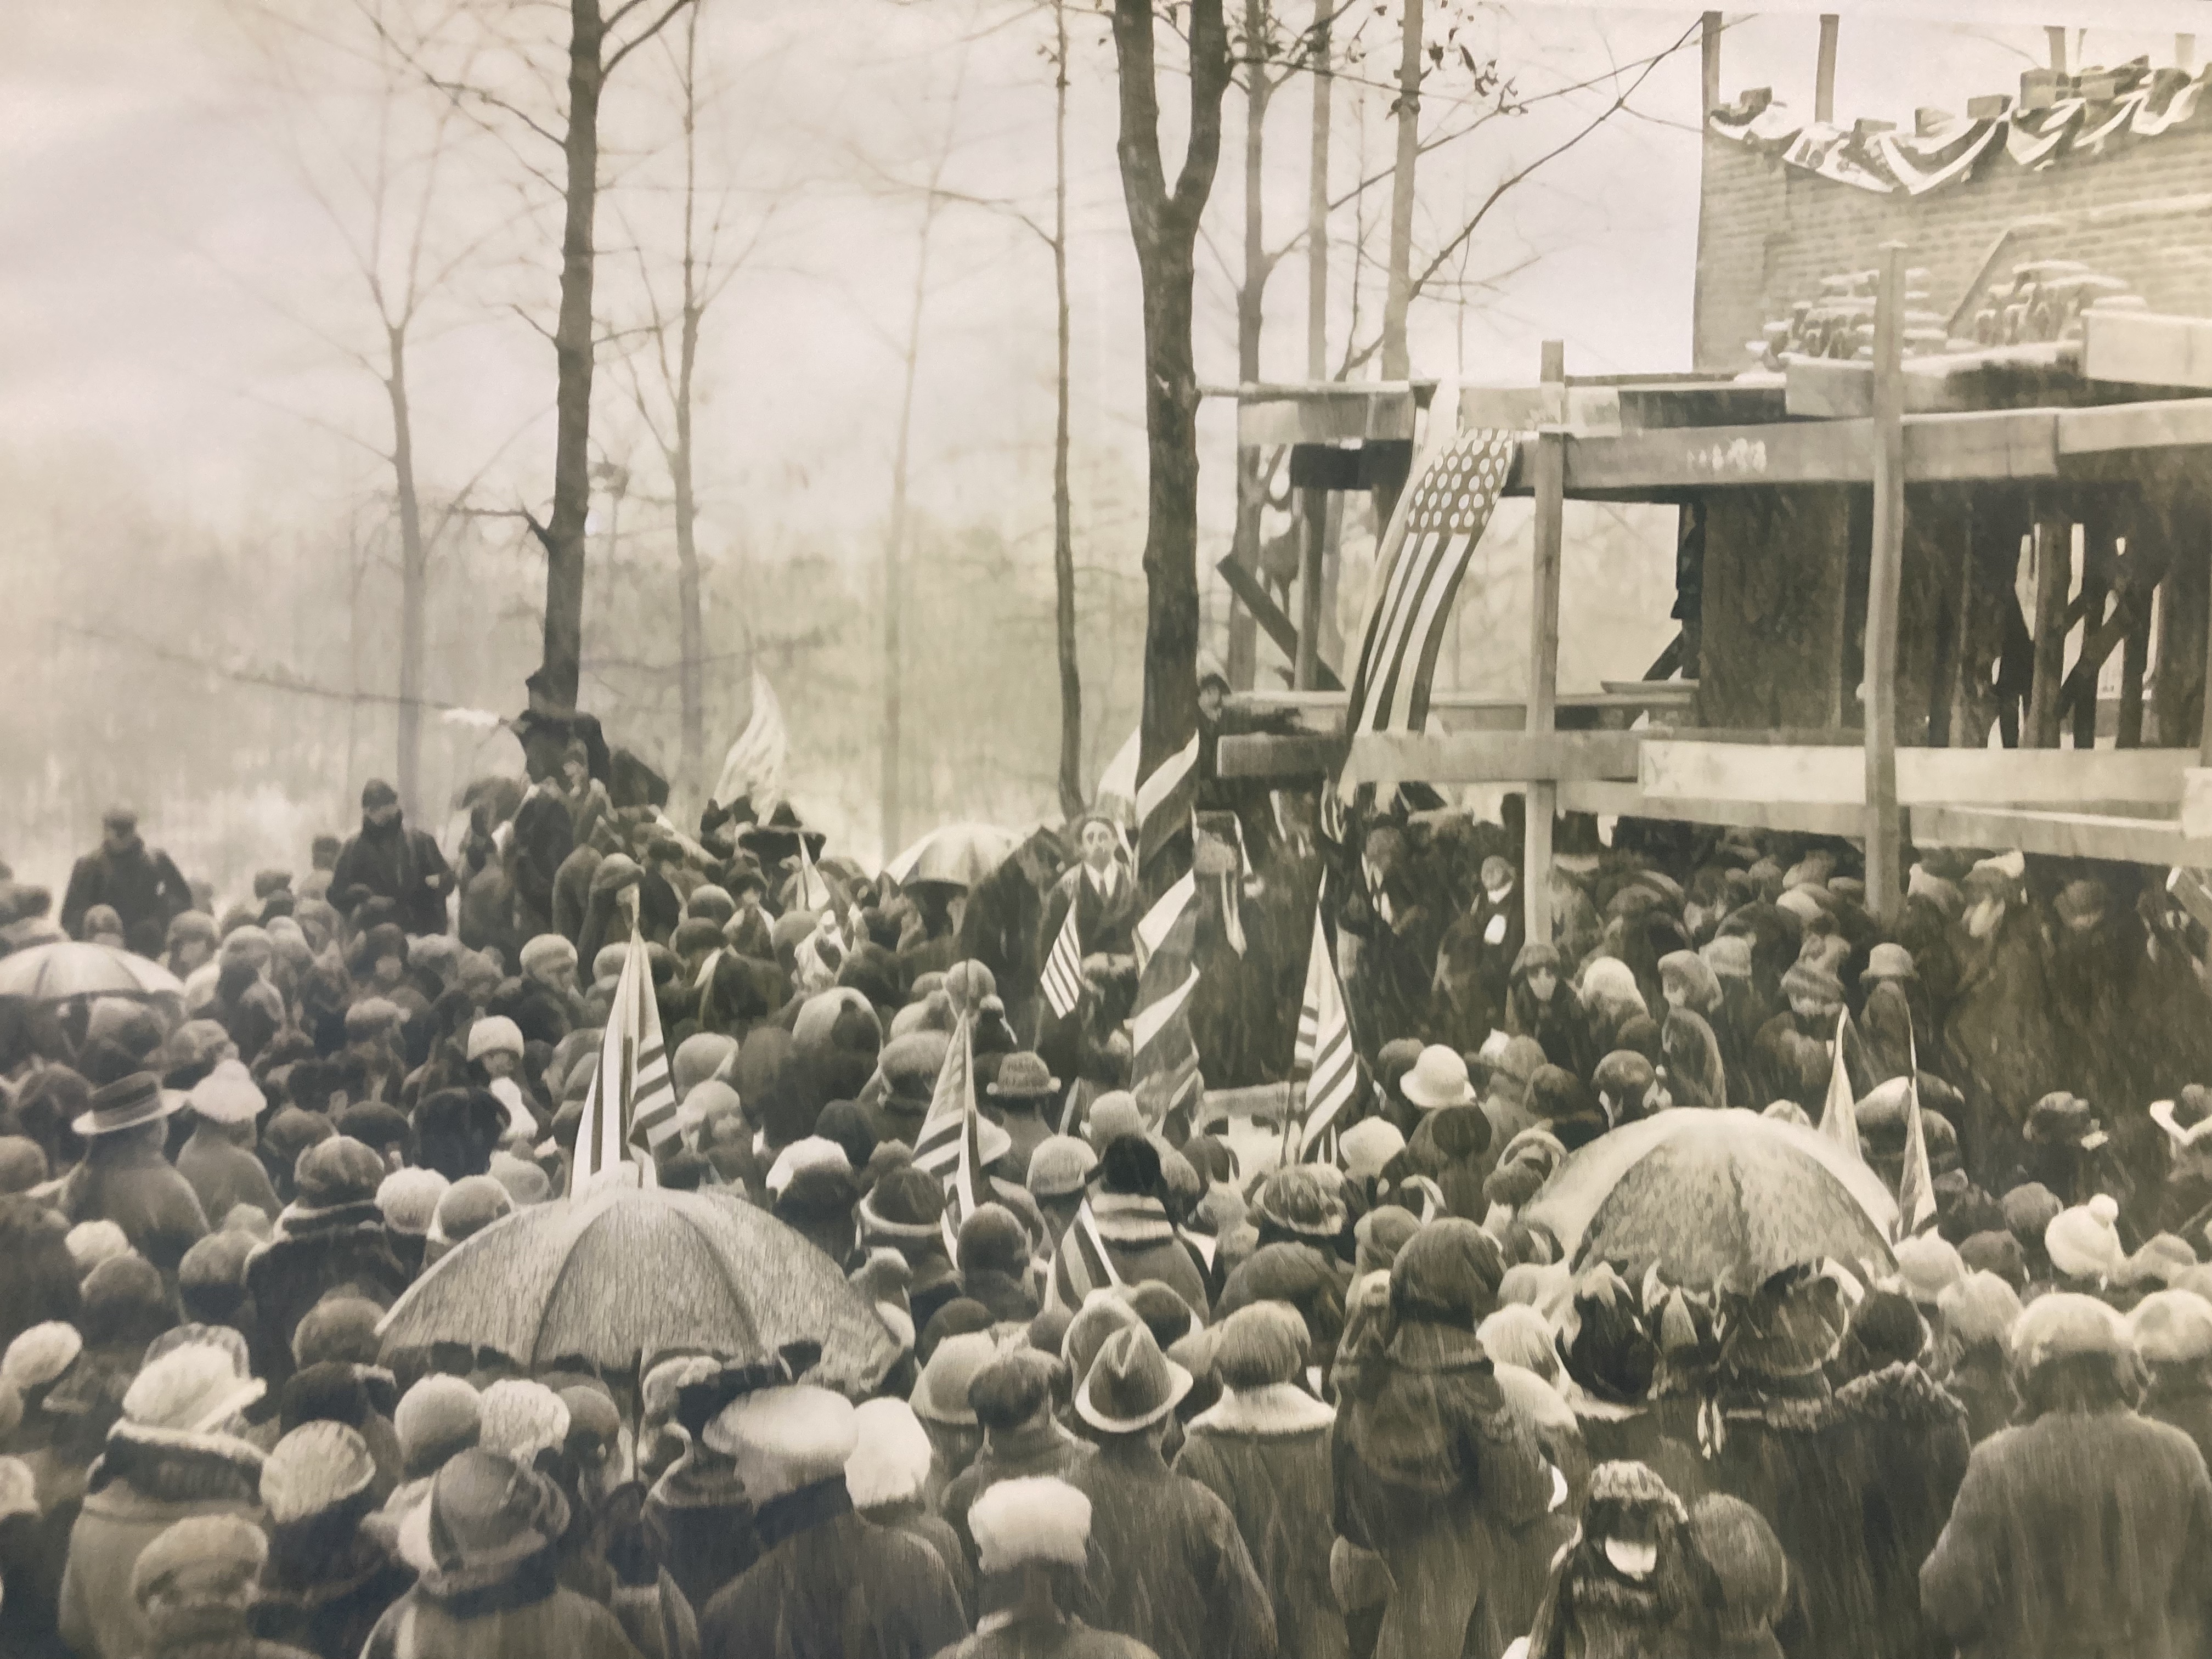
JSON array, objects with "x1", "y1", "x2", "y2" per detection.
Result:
[
  {"x1": 1922, "y1": 1294, "x2": 2212, "y2": 1659},
  {"x1": 57, "y1": 1072, "x2": 209, "y2": 1280},
  {"x1": 1066, "y1": 1325, "x2": 1275, "y2": 1659},
  {"x1": 1503, "y1": 944, "x2": 1596, "y2": 1084}
]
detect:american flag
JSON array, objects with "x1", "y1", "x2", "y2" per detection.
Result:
[
  {"x1": 1041, "y1": 899, "x2": 1084, "y2": 1022},
  {"x1": 910, "y1": 1010, "x2": 989, "y2": 1256},
  {"x1": 1135, "y1": 729, "x2": 1200, "y2": 900},
  {"x1": 567, "y1": 917, "x2": 679, "y2": 1195},
  {"x1": 709, "y1": 668, "x2": 788, "y2": 811},
  {"x1": 1293, "y1": 889, "x2": 1363, "y2": 1160},
  {"x1": 1049, "y1": 1195, "x2": 1125, "y2": 1309},
  {"x1": 1898, "y1": 1029, "x2": 1937, "y2": 1236},
  {"x1": 1819, "y1": 1009, "x2": 1863, "y2": 1162},
  {"x1": 1130, "y1": 876, "x2": 1202, "y2": 1126}
]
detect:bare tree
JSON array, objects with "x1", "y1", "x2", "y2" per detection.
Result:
[
  {"x1": 1110, "y1": 0, "x2": 1232, "y2": 868},
  {"x1": 1048, "y1": 0, "x2": 1083, "y2": 821}
]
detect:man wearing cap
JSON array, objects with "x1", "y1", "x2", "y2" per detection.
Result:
[
  {"x1": 986, "y1": 1053, "x2": 1060, "y2": 1179},
  {"x1": 1066, "y1": 1324, "x2": 1274, "y2": 1659},
  {"x1": 58, "y1": 1071, "x2": 209, "y2": 1279},
  {"x1": 698, "y1": 1384, "x2": 968, "y2": 1659},
  {"x1": 61, "y1": 806, "x2": 193, "y2": 958},
  {"x1": 331, "y1": 780, "x2": 455, "y2": 938}
]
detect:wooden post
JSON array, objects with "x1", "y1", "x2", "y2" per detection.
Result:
[
  {"x1": 1380, "y1": 0, "x2": 1424, "y2": 381},
  {"x1": 1525, "y1": 340, "x2": 1566, "y2": 948},
  {"x1": 1295, "y1": 487, "x2": 1328, "y2": 689},
  {"x1": 2075, "y1": 516, "x2": 2112, "y2": 749},
  {"x1": 2026, "y1": 507, "x2": 2074, "y2": 747},
  {"x1": 2182, "y1": 36, "x2": 2198, "y2": 72},
  {"x1": 1865, "y1": 245, "x2": 1907, "y2": 927},
  {"x1": 1701, "y1": 12, "x2": 1723, "y2": 114},
  {"x1": 2046, "y1": 26, "x2": 2069, "y2": 75},
  {"x1": 1815, "y1": 14, "x2": 1839, "y2": 124}
]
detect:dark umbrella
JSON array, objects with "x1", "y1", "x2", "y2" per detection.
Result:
[
  {"x1": 0, "y1": 941, "x2": 185, "y2": 1002},
  {"x1": 376, "y1": 1179, "x2": 899, "y2": 1390}
]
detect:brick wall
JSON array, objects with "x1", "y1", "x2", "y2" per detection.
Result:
[{"x1": 1692, "y1": 124, "x2": 2212, "y2": 373}]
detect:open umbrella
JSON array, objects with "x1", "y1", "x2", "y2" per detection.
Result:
[
  {"x1": 883, "y1": 822, "x2": 1023, "y2": 890},
  {"x1": 0, "y1": 941, "x2": 185, "y2": 1003},
  {"x1": 376, "y1": 1180, "x2": 900, "y2": 1390},
  {"x1": 1525, "y1": 1109, "x2": 1897, "y2": 1294}
]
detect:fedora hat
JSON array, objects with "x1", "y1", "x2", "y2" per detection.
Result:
[
  {"x1": 1400, "y1": 1045, "x2": 1477, "y2": 1112},
  {"x1": 73, "y1": 1072, "x2": 178, "y2": 1139},
  {"x1": 986, "y1": 1052, "x2": 1059, "y2": 1102},
  {"x1": 1075, "y1": 1324, "x2": 1192, "y2": 1435}
]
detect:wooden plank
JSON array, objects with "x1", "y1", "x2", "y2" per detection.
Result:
[
  {"x1": 1214, "y1": 555, "x2": 1344, "y2": 692},
  {"x1": 2026, "y1": 509, "x2": 2072, "y2": 747},
  {"x1": 1903, "y1": 409, "x2": 2059, "y2": 482},
  {"x1": 2084, "y1": 309, "x2": 2212, "y2": 390},
  {"x1": 1295, "y1": 488, "x2": 1327, "y2": 690},
  {"x1": 1527, "y1": 341, "x2": 1567, "y2": 947},
  {"x1": 1458, "y1": 385, "x2": 1623, "y2": 435},
  {"x1": 1562, "y1": 420, "x2": 1874, "y2": 491},
  {"x1": 1237, "y1": 390, "x2": 1416, "y2": 448},
  {"x1": 1340, "y1": 730, "x2": 1642, "y2": 788},
  {"x1": 1865, "y1": 244, "x2": 1908, "y2": 926},
  {"x1": 2058, "y1": 399, "x2": 2212, "y2": 456},
  {"x1": 1640, "y1": 739, "x2": 2199, "y2": 806},
  {"x1": 1560, "y1": 780, "x2": 1869, "y2": 838},
  {"x1": 1215, "y1": 733, "x2": 1344, "y2": 781},
  {"x1": 2181, "y1": 768, "x2": 2212, "y2": 841},
  {"x1": 1913, "y1": 804, "x2": 2212, "y2": 868},
  {"x1": 1229, "y1": 687, "x2": 1694, "y2": 720}
]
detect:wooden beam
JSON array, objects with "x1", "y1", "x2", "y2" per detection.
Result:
[
  {"x1": 1865, "y1": 243, "x2": 1908, "y2": 927},
  {"x1": 1237, "y1": 388, "x2": 1416, "y2": 448},
  {"x1": 2083, "y1": 309, "x2": 2212, "y2": 391},
  {"x1": 1526, "y1": 341, "x2": 1567, "y2": 947},
  {"x1": 1230, "y1": 687, "x2": 1695, "y2": 716},
  {"x1": 1561, "y1": 780, "x2": 1870, "y2": 839},
  {"x1": 2025, "y1": 509, "x2": 2073, "y2": 747},
  {"x1": 1295, "y1": 487, "x2": 1327, "y2": 690},
  {"x1": 2058, "y1": 398, "x2": 2212, "y2": 456},
  {"x1": 1640, "y1": 739, "x2": 2200, "y2": 806},
  {"x1": 1815, "y1": 13, "x2": 1839, "y2": 124},
  {"x1": 1459, "y1": 385, "x2": 1622, "y2": 435},
  {"x1": 1215, "y1": 732, "x2": 1346, "y2": 780},
  {"x1": 1914, "y1": 804, "x2": 2212, "y2": 868},
  {"x1": 1702, "y1": 11, "x2": 1722, "y2": 112},
  {"x1": 1341, "y1": 730, "x2": 1642, "y2": 788},
  {"x1": 1213, "y1": 554, "x2": 1344, "y2": 692}
]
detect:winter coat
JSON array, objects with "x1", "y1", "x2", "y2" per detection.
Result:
[
  {"x1": 961, "y1": 1267, "x2": 1040, "y2": 1327},
  {"x1": 137, "y1": 1606, "x2": 320, "y2": 1659},
  {"x1": 1831, "y1": 1362, "x2": 1972, "y2": 1659},
  {"x1": 865, "y1": 1498, "x2": 973, "y2": 1623},
  {"x1": 508, "y1": 788, "x2": 577, "y2": 940},
  {"x1": 332, "y1": 815, "x2": 455, "y2": 937},
  {"x1": 360, "y1": 1544, "x2": 643, "y2": 1659},
  {"x1": 1065, "y1": 1436, "x2": 1276, "y2": 1659},
  {"x1": 960, "y1": 862, "x2": 1052, "y2": 1036},
  {"x1": 245, "y1": 1203, "x2": 411, "y2": 1388},
  {"x1": 1039, "y1": 863, "x2": 1141, "y2": 970},
  {"x1": 59, "y1": 1425, "x2": 267, "y2": 1659},
  {"x1": 2143, "y1": 1372, "x2": 2212, "y2": 1486},
  {"x1": 935, "y1": 1616, "x2": 1158, "y2": 1659},
  {"x1": 1177, "y1": 1384, "x2": 1348, "y2": 1659},
  {"x1": 554, "y1": 844, "x2": 605, "y2": 945},
  {"x1": 1187, "y1": 894, "x2": 1283, "y2": 1091},
  {"x1": 60, "y1": 1135, "x2": 210, "y2": 1277},
  {"x1": 61, "y1": 836, "x2": 191, "y2": 956},
  {"x1": 176, "y1": 1124, "x2": 283, "y2": 1224},
  {"x1": 0, "y1": 1192, "x2": 81, "y2": 1351},
  {"x1": 1331, "y1": 1320, "x2": 1553, "y2": 1659},
  {"x1": 1402, "y1": 1109, "x2": 1497, "y2": 1224},
  {"x1": 1505, "y1": 985, "x2": 1596, "y2": 1084},
  {"x1": 1660, "y1": 1006, "x2": 1726, "y2": 1112},
  {"x1": 1944, "y1": 1349, "x2": 2014, "y2": 1446},
  {"x1": 253, "y1": 1496, "x2": 417, "y2": 1659},
  {"x1": 940, "y1": 1419, "x2": 1094, "y2": 1567},
  {"x1": 1433, "y1": 893, "x2": 1523, "y2": 1055},
  {"x1": 644, "y1": 1454, "x2": 760, "y2": 1616},
  {"x1": 1049, "y1": 1194, "x2": 1209, "y2": 1320},
  {"x1": 697, "y1": 1479, "x2": 967, "y2": 1659},
  {"x1": 1921, "y1": 1405, "x2": 2212, "y2": 1659}
]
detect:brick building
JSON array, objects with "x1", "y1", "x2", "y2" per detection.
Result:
[{"x1": 1693, "y1": 61, "x2": 2212, "y2": 373}]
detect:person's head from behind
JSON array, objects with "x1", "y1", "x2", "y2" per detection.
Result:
[
  {"x1": 2011, "y1": 1292, "x2": 2143, "y2": 1418},
  {"x1": 131, "y1": 1515, "x2": 267, "y2": 1640}
]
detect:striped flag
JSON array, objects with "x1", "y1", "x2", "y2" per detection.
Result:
[
  {"x1": 710, "y1": 668, "x2": 788, "y2": 811},
  {"x1": 1050, "y1": 1195, "x2": 1125, "y2": 1308},
  {"x1": 1293, "y1": 893, "x2": 1363, "y2": 1159},
  {"x1": 1135, "y1": 729, "x2": 1200, "y2": 899},
  {"x1": 1133, "y1": 868, "x2": 1195, "y2": 975},
  {"x1": 1130, "y1": 879, "x2": 1203, "y2": 1128},
  {"x1": 1898, "y1": 1030, "x2": 1937, "y2": 1237},
  {"x1": 1041, "y1": 900, "x2": 1084, "y2": 1021},
  {"x1": 910, "y1": 1011, "x2": 988, "y2": 1255},
  {"x1": 1342, "y1": 425, "x2": 1516, "y2": 743},
  {"x1": 796, "y1": 836, "x2": 833, "y2": 914},
  {"x1": 1819, "y1": 1009, "x2": 1863, "y2": 1163},
  {"x1": 567, "y1": 917, "x2": 678, "y2": 1195}
]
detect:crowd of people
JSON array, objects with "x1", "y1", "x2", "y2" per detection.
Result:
[{"x1": 2, "y1": 753, "x2": 2212, "y2": 1659}]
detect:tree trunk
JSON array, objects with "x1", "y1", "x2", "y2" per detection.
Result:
[
  {"x1": 673, "y1": 4, "x2": 706, "y2": 806},
  {"x1": 388, "y1": 325, "x2": 427, "y2": 822},
  {"x1": 540, "y1": 0, "x2": 606, "y2": 710},
  {"x1": 1307, "y1": 0, "x2": 1332, "y2": 380},
  {"x1": 1052, "y1": 0, "x2": 1085, "y2": 822},
  {"x1": 1380, "y1": 0, "x2": 1423, "y2": 381},
  {"x1": 1111, "y1": 0, "x2": 1229, "y2": 890},
  {"x1": 884, "y1": 212, "x2": 936, "y2": 864},
  {"x1": 1227, "y1": 0, "x2": 1271, "y2": 691}
]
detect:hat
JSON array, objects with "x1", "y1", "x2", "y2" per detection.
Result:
[
  {"x1": 292, "y1": 1297, "x2": 383, "y2": 1368},
  {"x1": 1084, "y1": 1093, "x2": 1146, "y2": 1154},
  {"x1": 2046, "y1": 1194, "x2": 2125, "y2": 1282},
  {"x1": 1391, "y1": 1218, "x2": 1506, "y2": 1325},
  {"x1": 66, "y1": 1219, "x2": 133, "y2": 1277},
  {"x1": 431, "y1": 1175, "x2": 514, "y2": 1250},
  {"x1": 1657, "y1": 951, "x2": 1720, "y2": 1011},
  {"x1": 1401, "y1": 1046, "x2": 1477, "y2": 1111},
  {"x1": 1339, "y1": 1117, "x2": 1405, "y2": 1182},
  {"x1": 2124, "y1": 1233, "x2": 2200, "y2": 1290},
  {"x1": 187, "y1": 1059, "x2": 263, "y2": 1127},
  {"x1": 377, "y1": 1166, "x2": 450, "y2": 1237},
  {"x1": 519, "y1": 935, "x2": 578, "y2": 978},
  {"x1": 1860, "y1": 943, "x2": 1917, "y2": 983},
  {"x1": 2131, "y1": 1289, "x2": 2212, "y2": 1364},
  {"x1": 294, "y1": 1136, "x2": 386, "y2": 1212},
  {"x1": 673, "y1": 1032, "x2": 740, "y2": 1098},
  {"x1": 262, "y1": 1420, "x2": 376, "y2": 1523},
  {"x1": 130, "y1": 1514, "x2": 268, "y2": 1607},
  {"x1": 911, "y1": 1330, "x2": 1000, "y2": 1425},
  {"x1": 957, "y1": 1204, "x2": 1030, "y2": 1278},
  {"x1": 1125, "y1": 1280, "x2": 1199, "y2": 1350},
  {"x1": 466, "y1": 1017, "x2": 525, "y2": 1063},
  {"x1": 1957, "y1": 1230, "x2": 2027, "y2": 1291},
  {"x1": 1477, "y1": 1305, "x2": 1558, "y2": 1379},
  {"x1": 2002, "y1": 1182, "x2": 2062, "y2": 1246},
  {"x1": 862, "y1": 1165, "x2": 947, "y2": 1241},
  {"x1": 768, "y1": 1137, "x2": 853, "y2": 1200},
  {"x1": 1078, "y1": 1323, "x2": 1192, "y2": 1433},
  {"x1": 72, "y1": 1071, "x2": 177, "y2": 1138},
  {"x1": 2011, "y1": 1291, "x2": 2130, "y2": 1374},
  {"x1": 2, "y1": 1322, "x2": 82, "y2": 1392},
  {"x1": 845, "y1": 1397, "x2": 934, "y2": 1509},
  {"x1": 1214, "y1": 1302, "x2": 1308, "y2": 1390},
  {"x1": 2152, "y1": 1086, "x2": 2212, "y2": 1152},
  {"x1": 1780, "y1": 961, "x2": 1846, "y2": 1006},
  {"x1": 971, "y1": 1476, "x2": 1093, "y2": 1575},
  {"x1": 123, "y1": 1342, "x2": 266, "y2": 1438},
  {"x1": 478, "y1": 1379, "x2": 571, "y2": 1464},
  {"x1": 1063, "y1": 1290, "x2": 1143, "y2": 1386},
  {"x1": 988, "y1": 1052, "x2": 1059, "y2": 1102},
  {"x1": 1355, "y1": 1206, "x2": 1420, "y2": 1278},
  {"x1": 1894, "y1": 1234, "x2": 1965, "y2": 1307},
  {"x1": 423, "y1": 1448, "x2": 569, "y2": 1573},
  {"x1": 1685, "y1": 1494, "x2": 1789, "y2": 1644},
  {"x1": 1251, "y1": 1167, "x2": 1348, "y2": 1239},
  {"x1": 2025, "y1": 1092, "x2": 2096, "y2": 1147},
  {"x1": 968, "y1": 1349, "x2": 1056, "y2": 1432},
  {"x1": 1027, "y1": 1135, "x2": 1097, "y2": 1198},
  {"x1": 1938, "y1": 1271, "x2": 2023, "y2": 1350},
  {"x1": 704, "y1": 1384, "x2": 858, "y2": 1502},
  {"x1": 396, "y1": 1375, "x2": 482, "y2": 1479},
  {"x1": 0, "y1": 1136, "x2": 46, "y2": 1195}
]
